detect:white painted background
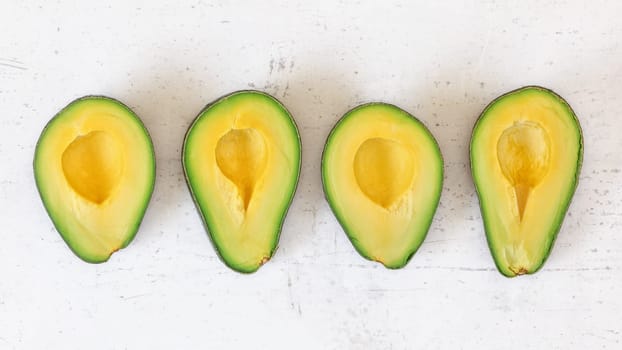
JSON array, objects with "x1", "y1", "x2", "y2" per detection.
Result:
[{"x1": 1, "y1": 1, "x2": 621, "y2": 349}]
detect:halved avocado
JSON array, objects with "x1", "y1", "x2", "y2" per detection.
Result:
[
  {"x1": 182, "y1": 91, "x2": 301, "y2": 273},
  {"x1": 322, "y1": 103, "x2": 443, "y2": 268},
  {"x1": 34, "y1": 96, "x2": 155, "y2": 263},
  {"x1": 470, "y1": 86, "x2": 583, "y2": 277}
]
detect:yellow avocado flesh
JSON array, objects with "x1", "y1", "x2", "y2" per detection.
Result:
[
  {"x1": 322, "y1": 104, "x2": 443, "y2": 268},
  {"x1": 183, "y1": 91, "x2": 301, "y2": 273},
  {"x1": 471, "y1": 87, "x2": 582, "y2": 277},
  {"x1": 34, "y1": 97, "x2": 155, "y2": 263}
]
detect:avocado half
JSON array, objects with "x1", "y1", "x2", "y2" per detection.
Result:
[
  {"x1": 34, "y1": 96, "x2": 155, "y2": 263},
  {"x1": 470, "y1": 86, "x2": 583, "y2": 277},
  {"x1": 322, "y1": 103, "x2": 443, "y2": 268},
  {"x1": 182, "y1": 90, "x2": 301, "y2": 273}
]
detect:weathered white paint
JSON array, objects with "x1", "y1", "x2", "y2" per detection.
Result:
[{"x1": 0, "y1": 1, "x2": 621, "y2": 348}]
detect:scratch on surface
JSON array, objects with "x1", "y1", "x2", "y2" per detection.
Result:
[
  {"x1": 474, "y1": 26, "x2": 492, "y2": 74},
  {"x1": 120, "y1": 293, "x2": 152, "y2": 301},
  {"x1": 311, "y1": 207, "x2": 318, "y2": 240},
  {"x1": 287, "y1": 272, "x2": 298, "y2": 313},
  {"x1": 0, "y1": 62, "x2": 27, "y2": 70},
  {"x1": 269, "y1": 57, "x2": 293, "y2": 76},
  {"x1": 303, "y1": 207, "x2": 318, "y2": 239},
  {"x1": 424, "y1": 238, "x2": 459, "y2": 244},
  {"x1": 544, "y1": 266, "x2": 613, "y2": 272},
  {"x1": 410, "y1": 266, "x2": 615, "y2": 273},
  {"x1": 461, "y1": 12, "x2": 492, "y2": 95},
  {"x1": 281, "y1": 260, "x2": 616, "y2": 273},
  {"x1": 584, "y1": 331, "x2": 619, "y2": 343},
  {"x1": 412, "y1": 265, "x2": 496, "y2": 272},
  {"x1": 366, "y1": 288, "x2": 426, "y2": 293},
  {"x1": 0, "y1": 58, "x2": 27, "y2": 70},
  {"x1": 282, "y1": 82, "x2": 290, "y2": 98},
  {"x1": 406, "y1": 266, "x2": 616, "y2": 273}
]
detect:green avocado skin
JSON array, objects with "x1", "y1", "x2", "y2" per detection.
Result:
[
  {"x1": 34, "y1": 96, "x2": 156, "y2": 263},
  {"x1": 321, "y1": 102, "x2": 444, "y2": 269},
  {"x1": 469, "y1": 86, "x2": 584, "y2": 277},
  {"x1": 182, "y1": 90, "x2": 302, "y2": 274}
]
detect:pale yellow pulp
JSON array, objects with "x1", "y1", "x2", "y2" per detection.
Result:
[
  {"x1": 323, "y1": 106, "x2": 442, "y2": 267},
  {"x1": 472, "y1": 91, "x2": 580, "y2": 275},
  {"x1": 35, "y1": 102, "x2": 153, "y2": 261}
]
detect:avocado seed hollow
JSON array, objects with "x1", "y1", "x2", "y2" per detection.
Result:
[
  {"x1": 62, "y1": 130, "x2": 124, "y2": 204},
  {"x1": 353, "y1": 137, "x2": 415, "y2": 209},
  {"x1": 497, "y1": 121, "x2": 551, "y2": 220},
  {"x1": 215, "y1": 128, "x2": 268, "y2": 211}
]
